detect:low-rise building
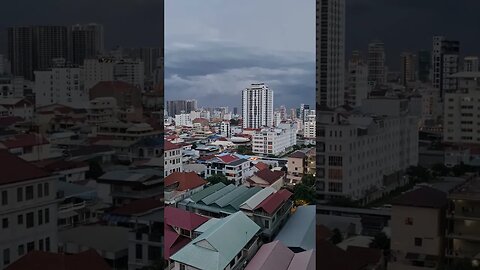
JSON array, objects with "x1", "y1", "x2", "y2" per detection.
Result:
[
  {"x1": 164, "y1": 172, "x2": 207, "y2": 205},
  {"x1": 164, "y1": 141, "x2": 183, "y2": 177},
  {"x1": 287, "y1": 149, "x2": 315, "y2": 185},
  {"x1": 252, "y1": 123, "x2": 297, "y2": 156},
  {"x1": 445, "y1": 177, "x2": 480, "y2": 266},
  {"x1": 203, "y1": 154, "x2": 250, "y2": 185},
  {"x1": 169, "y1": 211, "x2": 261, "y2": 270},
  {"x1": 0, "y1": 151, "x2": 59, "y2": 268},
  {"x1": 389, "y1": 187, "x2": 447, "y2": 270}
]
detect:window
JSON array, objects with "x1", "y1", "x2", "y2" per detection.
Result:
[
  {"x1": 17, "y1": 245, "x2": 24, "y2": 256},
  {"x1": 405, "y1": 217, "x2": 413, "y2": 225},
  {"x1": 179, "y1": 265, "x2": 186, "y2": 270},
  {"x1": 27, "y1": 242, "x2": 34, "y2": 253},
  {"x1": 264, "y1": 220, "x2": 270, "y2": 229},
  {"x1": 17, "y1": 188, "x2": 23, "y2": 202},
  {"x1": 1, "y1": 191, "x2": 7, "y2": 205},
  {"x1": 135, "y1": 244, "x2": 142, "y2": 259},
  {"x1": 148, "y1": 246, "x2": 161, "y2": 261},
  {"x1": 45, "y1": 238, "x2": 50, "y2": 252},
  {"x1": 25, "y1": 186, "x2": 33, "y2": 200},
  {"x1": 17, "y1": 215, "x2": 23, "y2": 225},
  {"x1": 2, "y1": 218, "x2": 8, "y2": 229},
  {"x1": 26, "y1": 212, "x2": 34, "y2": 228},
  {"x1": 38, "y1": 210, "x2": 43, "y2": 225},
  {"x1": 37, "y1": 184, "x2": 43, "y2": 198},
  {"x1": 44, "y1": 183, "x2": 49, "y2": 197},
  {"x1": 415, "y1": 237, "x2": 423, "y2": 247},
  {"x1": 45, "y1": 208, "x2": 50, "y2": 224},
  {"x1": 39, "y1": 239, "x2": 44, "y2": 251},
  {"x1": 3, "y1": 249, "x2": 9, "y2": 265}
]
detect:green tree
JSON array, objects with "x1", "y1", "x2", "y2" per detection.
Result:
[
  {"x1": 331, "y1": 228, "x2": 343, "y2": 244},
  {"x1": 369, "y1": 232, "x2": 390, "y2": 250},
  {"x1": 301, "y1": 174, "x2": 316, "y2": 187},
  {"x1": 293, "y1": 184, "x2": 316, "y2": 204},
  {"x1": 191, "y1": 143, "x2": 197, "y2": 150},
  {"x1": 237, "y1": 145, "x2": 252, "y2": 155},
  {"x1": 86, "y1": 160, "x2": 104, "y2": 179},
  {"x1": 406, "y1": 165, "x2": 432, "y2": 183},
  {"x1": 432, "y1": 163, "x2": 450, "y2": 177},
  {"x1": 206, "y1": 174, "x2": 230, "y2": 185}
]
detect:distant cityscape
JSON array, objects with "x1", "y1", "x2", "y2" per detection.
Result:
[{"x1": 0, "y1": 21, "x2": 164, "y2": 270}]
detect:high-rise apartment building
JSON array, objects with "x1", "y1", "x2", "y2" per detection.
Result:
[
  {"x1": 346, "y1": 51, "x2": 369, "y2": 107},
  {"x1": 8, "y1": 26, "x2": 69, "y2": 81},
  {"x1": 70, "y1": 23, "x2": 104, "y2": 66},
  {"x1": 316, "y1": 98, "x2": 418, "y2": 203},
  {"x1": 463, "y1": 56, "x2": 479, "y2": 72},
  {"x1": 242, "y1": 83, "x2": 273, "y2": 129},
  {"x1": 316, "y1": 0, "x2": 345, "y2": 109},
  {"x1": 432, "y1": 36, "x2": 460, "y2": 99},
  {"x1": 367, "y1": 40, "x2": 386, "y2": 87},
  {"x1": 34, "y1": 66, "x2": 87, "y2": 108},
  {"x1": 418, "y1": 50, "x2": 431, "y2": 83},
  {"x1": 400, "y1": 52, "x2": 417, "y2": 87},
  {"x1": 166, "y1": 99, "x2": 197, "y2": 117},
  {"x1": 444, "y1": 72, "x2": 480, "y2": 145}
]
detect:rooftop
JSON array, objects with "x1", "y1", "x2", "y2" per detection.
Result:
[
  {"x1": 392, "y1": 187, "x2": 447, "y2": 208},
  {"x1": 274, "y1": 205, "x2": 316, "y2": 252},
  {"x1": 170, "y1": 211, "x2": 260, "y2": 270},
  {"x1": 164, "y1": 172, "x2": 207, "y2": 191},
  {"x1": 5, "y1": 249, "x2": 111, "y2": 270},
  {"x1": 0, "y1": 150, "x2": 51, "y2": 186}
]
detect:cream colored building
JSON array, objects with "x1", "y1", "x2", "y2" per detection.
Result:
[{"x1": 389, "y1": 187, "x2": 447, "y2": 270}]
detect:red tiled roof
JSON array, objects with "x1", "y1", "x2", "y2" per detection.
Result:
[
  {"x1": 165, "y1": 141, "x2": 181, "y2": 151},
  {"x1": 110, "y1": 198, "x2": 163, "y2": 216},
  {"x1": 254, "y1": 162, "x2": 269, "y2": 171},
  {"x1": 165, "y1": 206, "x2": 209, "y2": 231},
  {"x1": 346, "y1": 246, "x2": 382, "y2": 269},
  {"x1": 164, "y1": 207, "x2": 209, "y2": 260},
  {"x1": 254, "y1": 169, "x2": 285, "y2": 184},
  {"x1": 254, "y1": 189, "x2": 292, "y2": 215},
  {"x1": 6, "y1": 249, "x2": 111, "y2": 270},
  {"x1": 289, "y1": 151, "x2": 306, "y2": 159},
  {"x1": 34, "y1": 159, "x2": 88, "y2": 172},
  {"x1": 216, "y1": 154, "x2": 238, "y2": 164},
  {"x1": 0, "y1": 117, "x2": 23, "y2": 127},
  {"x1": 164, "y1": 172, "x2": 207, "y2": 191},
  {"x1": 0, "y1": 150, "x2": 51, "y2": 186},
  {"x1": 316, "y1": 240, "x2": 351, "y2": 270},
  {"x1": 0, "y1": 133, "x2": 49, "y2": 149},
  {"x1": 316, "y1": 225, "x2": 333, "y2": 242},
  {"x1": 164, "y1": 224, "x2": 192, "y2": 259}
]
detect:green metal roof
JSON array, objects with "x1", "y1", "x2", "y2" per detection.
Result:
[
  {"x1": 189, "y1": 183, "x2": 226, "y2": 203},
  {"x1": 170, "y1": 211, "x2": 260, "y2": 270}
]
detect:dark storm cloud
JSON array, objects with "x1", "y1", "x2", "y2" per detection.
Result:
[
  {"x1": 0, "y1": 0, "x2": 163, "y2": 52},
  {"x1": 165, "y1": 43, "x2": 315, "y2": 109},
  {"x1": 347, "y1": 0, "x2": 480, "y2": 69}
]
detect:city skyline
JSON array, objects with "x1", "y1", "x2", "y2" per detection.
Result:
[
  {"x1": 0, "y1": 0, "x2": 163, "y2": 53},
  {"x1": 164, "y1": 0, "x2": 316, "y2": 108}
]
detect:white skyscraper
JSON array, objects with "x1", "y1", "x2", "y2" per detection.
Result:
[
  {"x1": 242, "y1": 83, "x2": 273, "y2": 129},
  {"x1": 367, "y1": 40, "x2": 386, "y2": 87},
  {"x1": 432, "y1": 36, "x2": 460, "y2": 99},
  {"x1": 317, "y1": 0, "x2": 346, "y2": 109}
]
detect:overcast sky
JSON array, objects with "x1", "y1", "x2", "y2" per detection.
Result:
[{"x1": 165, "y1": 0, "x2": 316, "y2": 109}]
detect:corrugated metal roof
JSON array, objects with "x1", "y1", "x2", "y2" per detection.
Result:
[
  {"x1": 240, "y1": 187, "x2": 276, "y2": 211},
  {"x1": 189, "y1": 183, "x2": 226, "y2": 203},
  {"x1": 213, "y1": 186, "x2": 249, "y2": 208},
  {"x1": 200, "y1": 184, "x2": 236, "y2": 205},
  {"x1": 170, "y1": 211, "x2": 260, "y2": 270},
  {"x1": 274, "y1": 205, "x2": 315, "y2": 251}
]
